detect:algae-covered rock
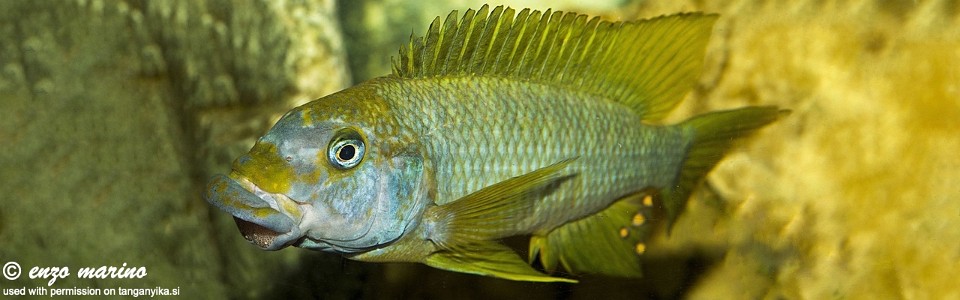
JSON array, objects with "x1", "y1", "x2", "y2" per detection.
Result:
[
  {"x1": 633, "y1": 1, "x2": 960, "y2": 299},
  {"x1": 0, "y1": 0, "x2": 352, "y2": 298},
  {"x1": 337, "y1": 0, "x2": 631, "y2": 83}
]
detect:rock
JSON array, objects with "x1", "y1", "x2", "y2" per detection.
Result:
[
  {"x1": 0, "y1": 0, "x2": 352, "y2": 298},
  {"x1": 635, "y1": 1, "x2": 960, "y2": 299},
  {"x1": 337, "y1": 0, "x2": 631, "y2": 83}
]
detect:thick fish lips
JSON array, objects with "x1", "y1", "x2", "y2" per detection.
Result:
[{"x1": 204, "y1": 174, "x2": 304, "y2": 250}]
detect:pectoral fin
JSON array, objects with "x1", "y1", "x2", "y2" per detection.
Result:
[
  {"x1": 420, "y1": 158, "x2": 579, "y2": 282},
  {"x1": 425, "y1": 158, "x2": 577, "y2": 249},
  {"x1": 425, "y1": 241, "x2": 577, "y2": 283}
]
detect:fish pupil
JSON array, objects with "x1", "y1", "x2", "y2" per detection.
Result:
[{"x1": 338, "y1": 144, "x2": 356, "y2": 161}]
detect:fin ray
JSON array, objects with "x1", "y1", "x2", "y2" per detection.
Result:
[
  {"x1": 529, "y1": 192, "x2": 656, "y2": 277},
  {"x1": 426, "y1": 241, "x2": 576, "y2": 283},
  {"x1": 393, "y1": 5, "x2": 717, "y2": 120},
  {"x1": 663, "y1": 106, "x2": 789, "y2": 230},
  {"x1": 427, "y1": 158, "x2": 578, "y2": 249}
]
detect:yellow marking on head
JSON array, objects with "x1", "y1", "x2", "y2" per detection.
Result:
[
  {"x1": 635, "y1": 243, "x2": 646, "y2": 255},
  {"x1": 252, "y1": 208, "x2": 276, "y2": 218},
  {"x1": 632, "y1": 213, "x2": 646, "y2": 227},
  {"x1": 211, "y1": 178, "x2": 259, "y2": 213},
  {"x1": 233, "y1": 142, "x2": 294, "y2": 194},
  {"x1": 279, "y1": 197, "x2": 303, "y2": 220},
  {"x1": 619, "y1": 227, "x2": 629, "y2": 238},
  {"x1": 299, "y1": 167, "x2": 322, "y2": 186},
  {"x1": 642, "y1": 195, "x2": 653, "y2": 207},
  {"x1": 301, "y1": 109, "x2": 314, "y2": 127}
]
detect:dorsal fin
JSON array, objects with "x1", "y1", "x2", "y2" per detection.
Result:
[{"x1": 393, "y1": 5, "x2": 718, "y2": 120}]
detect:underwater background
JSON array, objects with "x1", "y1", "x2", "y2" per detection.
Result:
[{"x1": 1, "y1": 0, "x2": 957, "y2": 299}]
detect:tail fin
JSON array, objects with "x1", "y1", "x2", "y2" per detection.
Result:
[{"x1": 663, "y1": 106, "x2": 788, "y2": 231}]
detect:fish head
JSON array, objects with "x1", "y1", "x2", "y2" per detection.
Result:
[{"x1": 205, "y1": 86, "x2": 430, "y2": 254}]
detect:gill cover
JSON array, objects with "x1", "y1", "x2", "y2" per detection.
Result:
[{"x1": 297, "y1": 141, "x2": 429, "y2": 253}]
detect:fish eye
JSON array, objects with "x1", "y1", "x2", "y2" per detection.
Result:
[{"x1": 327, "y1": 128, "x2": 365, "y2": 169}]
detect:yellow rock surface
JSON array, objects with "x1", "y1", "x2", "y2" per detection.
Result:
[{"x1": 634, "y1": 1, "x2": 960, "y2": 298}]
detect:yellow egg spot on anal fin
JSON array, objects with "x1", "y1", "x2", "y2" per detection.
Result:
[
  {"x1": 529, "y1": 191, "x2": 652, "y2": 277},
  {"x1": 635, "y1": 243, "x2": 646, "y2": 255},
  {"x1": 642, "y1": 195, "x2": 654, "y2": 207},
  {"x1": 632, "y1": 213, "x2": 645, "y2": 227}
]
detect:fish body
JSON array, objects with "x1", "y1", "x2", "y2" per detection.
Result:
[
  {"x1": 378, "y1": 76, "x2": 687, "y2": 231},
  {"x1": 205, "y1": 5, "x2": 785, "y2": 282}
]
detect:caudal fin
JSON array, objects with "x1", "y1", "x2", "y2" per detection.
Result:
[{"x1": 662, "y1": 106, "x2": 788, "y2": 231}]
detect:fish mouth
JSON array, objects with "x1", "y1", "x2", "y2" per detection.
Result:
[
  {"x1": 204, "y1": 173, "x2": 304, "y2": 250},
  {"x1": 233, "y1": 217, "x2": 282, "y2": 249}
]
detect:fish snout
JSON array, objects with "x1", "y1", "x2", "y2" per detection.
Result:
[{"x1": 204, "y1": 174, "x2": 304, "y2": 250}]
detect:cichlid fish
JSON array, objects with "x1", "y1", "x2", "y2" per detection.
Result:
[{"x1": 204, "y1": 5, "x2": 785, "y2": 282}]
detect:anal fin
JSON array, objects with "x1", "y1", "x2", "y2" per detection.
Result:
[
  {"x1": 529, "y1": 190, "x2": 659, "y2": 277},
  {"x1": 425, "y1": 241, "x2": 577, "y2": 283}
]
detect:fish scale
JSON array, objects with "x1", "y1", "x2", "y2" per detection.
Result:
[{"x1": 380, "y1": 76, "x2": 690, "y2": 233}]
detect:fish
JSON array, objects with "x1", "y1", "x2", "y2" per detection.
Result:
[{"x1": 204, "y1": 4, "x2": 786, "y2": 283}]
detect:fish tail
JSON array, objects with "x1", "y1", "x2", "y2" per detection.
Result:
[{"x1": 663, "y1": 106, "x2": 788, "y2": 231}]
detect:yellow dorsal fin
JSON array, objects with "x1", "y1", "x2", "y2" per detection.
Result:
[{"x1": 393, "y1": 5, "x2": 718, "y2": 120}]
